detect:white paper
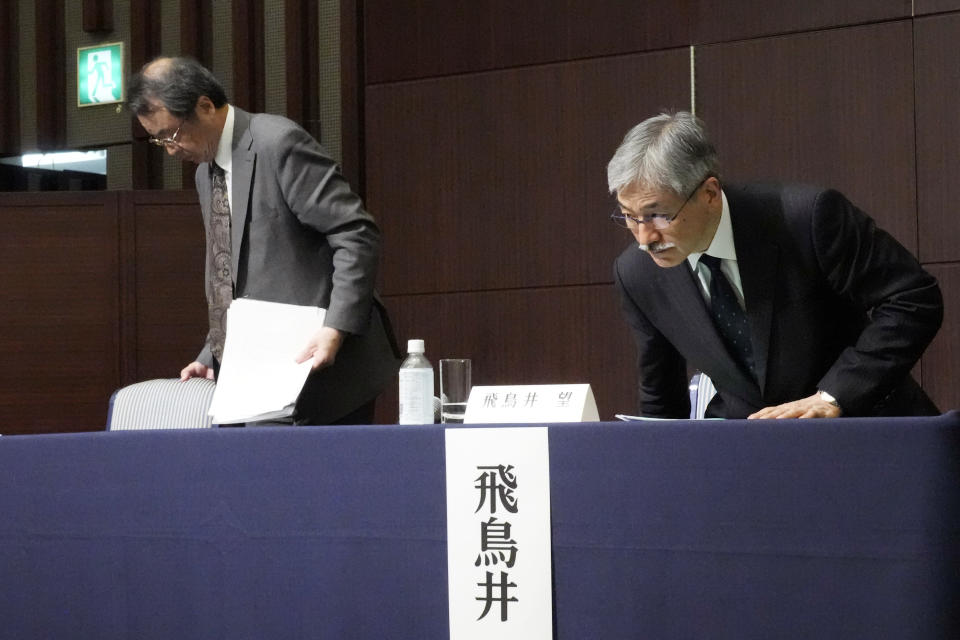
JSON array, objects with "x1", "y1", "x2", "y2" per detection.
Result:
[
  {"x1": 208, "y1": 298, "x2": 325, "y2": 424},
  {"x1": 615, "y1": 414, "x2": 723, "y2": 421},
  {"x1": 445, "y1": 427, "x2": 553, "y2": 640}
]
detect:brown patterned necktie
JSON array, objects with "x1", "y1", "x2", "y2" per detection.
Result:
[{"x1": 208, "y1": 162, "x2": 232, "y2": 362}]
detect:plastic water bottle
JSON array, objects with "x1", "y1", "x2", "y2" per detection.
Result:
[{"x1": 398, "y1": 339, "x2": 434, "y2": 424}]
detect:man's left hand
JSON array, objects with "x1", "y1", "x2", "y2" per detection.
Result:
[
  {"x1": 748, "y1": 393, "x2": 842, "y2": 419},
  {"x1": 295, "y1": 326, "x2": 345, "y2": 370}
]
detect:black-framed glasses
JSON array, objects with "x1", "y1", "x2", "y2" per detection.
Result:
[
  {"x1": 610, "y1": 175, "x2": 711, "y2": 230},
  {"x1": 148, "y1": 123, "x2": 182, "y2": 148}
]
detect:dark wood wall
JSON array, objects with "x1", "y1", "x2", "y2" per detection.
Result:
[
  {"x1": 360, "y1": 0, "x2": 960, "y2": 419},
  {"x1": 0, "y1": 192, "x2": 205, "y2": 434}
]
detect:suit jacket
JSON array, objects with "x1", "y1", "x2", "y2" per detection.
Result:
[
  {"x1": 194, "y1": 107, "x2": 400, "y2": 424},
  {"x1": 614, "y1": 183, "x2": 943, "y2": 418}
]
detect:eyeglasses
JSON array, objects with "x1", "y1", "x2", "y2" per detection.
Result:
[
  {"x1": 610, "y1": 175, "x2": 710, "y2": 230},
  {"x1": 148, "y1": 123, "x2": 182, "y2": 148}
]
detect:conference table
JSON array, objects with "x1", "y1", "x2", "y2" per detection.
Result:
[{"x1": 2, "y1": 414, "x2": 958, "y2": 639}]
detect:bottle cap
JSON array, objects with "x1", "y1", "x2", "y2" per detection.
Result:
[{"x1": 407, "y1": 339, "x2": 425, "y2": 354}]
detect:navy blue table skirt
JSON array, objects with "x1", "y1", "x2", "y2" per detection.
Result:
[{"x1": 1, "y1": 414, "x2": 958, "y2": 639}]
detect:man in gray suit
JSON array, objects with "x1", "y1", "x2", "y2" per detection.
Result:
[
  {"x1": 128, "y1": 57, "x2": 400, "y2": 425},
  {"x1": 611, "y1": 112, "x2": 942, "y2": 419}
]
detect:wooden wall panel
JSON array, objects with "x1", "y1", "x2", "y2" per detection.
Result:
[
  {"x1": 374, "y1": 285, "x2": 636, "y2": 424},
  {"x1": 232, "y1": 0, "x2": 265, "y2": 113},
  {"x1": 0, "y1": 1, "x2": 19, "y2": 156},
  {"x1": 0, "y1": 192, "x2": 208, "y2": 434},
  {"x1": 285, "y1": 0, "x2": 320, "y2": 141},
  {"x1": 340, "y1": 0, "x2": 363, "y2": 190},
  {"x1": 697, "y1": 21, "x2": 918, "y2": 254},
  {"x1": 178, "y1": 0, "x2": 214, "y2": 190},
  {"x1": 35, "y1": 0, "x2": 66, "y2": 150},
  {"x1": 364, "y1": 0, "x2": 691, "y2": 84},
  {"x1": 915, "y1": 0, "x2": 960, "y2": 15},
  {"x1": 0, "y1": 194, "x2": 121, "y2": 435},
  {"x1": 692, "y1": 0, "x2": 910, "y2": 45},
  {"x1": 82, "y1": 0, "x2": 113, "y2": 32},
  {"x1": 366, "y1": 49, "x2": 690, "y2": 296},
  {"x1": 363, "y1": 1, "x2": 911, "y2": 85},
  {"x1": 130, "y1": 192, "x2": 207, "y2": 381},
  {"x1": 921, "y1": 264, "x2": 960, "y2": 412},
  {"x1": 915, "y1": 14, "x2": 960, "y2": 263},
  {"x1": 130, "y1": 0, "x2": 164, "y2": 190},
  {"x1": 180, "y1": 0, "x2": 213, "y2": 67}
]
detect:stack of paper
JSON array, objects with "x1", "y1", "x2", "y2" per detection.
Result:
[{"x1": 208, "y1": 298, "x2": 326, "y2": 424}]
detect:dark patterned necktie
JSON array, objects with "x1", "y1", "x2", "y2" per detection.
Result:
[
  {"x1": 208, "y1": 162, "x2": 232, "y2": 362},
  {"x1": 699, "y1": 254, "x2": 755, "y2": 378}
]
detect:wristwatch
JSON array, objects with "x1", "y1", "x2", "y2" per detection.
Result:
[{"x1": 818, "y1": 390, "x2": 842, "y2": 412}]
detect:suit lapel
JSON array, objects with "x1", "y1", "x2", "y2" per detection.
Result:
[
  {"x1": 230, "y1": 108, "x2": 256, "y2": 279},
  {"x1": 658, "y1": 260, "x2": 761, "y2": 405},
  {"x1": 727, "y1": 186, "x2": 778, "y2": 396}
]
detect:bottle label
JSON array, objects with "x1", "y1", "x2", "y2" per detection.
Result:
[{"x1": 399, "y1": 368, "x2": 434, "y2": 424}]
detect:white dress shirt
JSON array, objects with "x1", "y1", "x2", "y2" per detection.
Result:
[
  {"x1": 687, "y1": 190, "x2": 746, "y2": 310},
  {"x1": 213, "y1": 105, "x2": 236, "y2": 216}
]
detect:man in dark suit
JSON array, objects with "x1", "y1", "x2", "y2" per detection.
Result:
[
  {"x1": 610, "y1": 112, "x2": 943, "y2": 419},
  {"x1": 128, "y1": 57, "x2": 400, "y2": 425}
]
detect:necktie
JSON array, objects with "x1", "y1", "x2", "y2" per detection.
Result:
[
  {"x1": 207, "y1": 162, "x2": 232, "y2": 362},
  {"x1": 699, "y1": 254, "x2": 755, "y2": 377}
]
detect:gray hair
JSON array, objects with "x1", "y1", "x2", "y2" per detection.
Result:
[{"x1": 607, "y1": 111, "x2": 719, "y2": 196}]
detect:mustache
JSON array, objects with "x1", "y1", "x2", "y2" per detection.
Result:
[{"x1": 638, "y1": 241, "x2": 676, "y2": 253}]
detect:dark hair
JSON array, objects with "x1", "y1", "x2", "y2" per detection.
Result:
[{"x1": 127, "y1": 56, "x2": 228, "y2": 118}]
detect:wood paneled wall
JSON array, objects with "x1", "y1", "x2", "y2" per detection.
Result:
[
  {"x1": 34, "y1": 0, "x2": 66, "y2": 150},
  {"x1": 0, "y1": 1, "x2": 20, "y2": 156},
  {"x1": 697, "y1": 21, "x2": 916, "y2": 251},
  {"x1": 0, "y1": 192, "x2": 205, "y2": 435},
  {"x1": 122, "y1": 191, "x2": 207, "y2": 382},
  {"x1": 0, "y1": 193, "x2": 119, "y2": 433},
  {"x1": 359, "y1": 0, "x2": 960, "y2": 419}
]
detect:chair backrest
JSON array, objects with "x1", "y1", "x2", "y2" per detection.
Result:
[
  {"x1": 107, "y1": 378, "x2": 217, "y2": 430},
  {"x1": 689, "y1": 372, "x2": 717, "y2": 420}
]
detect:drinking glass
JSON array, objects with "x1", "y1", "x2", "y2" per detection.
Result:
[{"x1": 439, "y1": 359, "x2": 472, "y2": 424}]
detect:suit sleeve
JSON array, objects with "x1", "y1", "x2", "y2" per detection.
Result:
[
  {"x1": 614, "y1": 258, "x2": 691, "y2": 418},
  {"x1": 272, "y1": 125, "x2": 381, "y2": 335},
  {"x1": 811, "y1": 189, "x2": 943, "y2": 415}
]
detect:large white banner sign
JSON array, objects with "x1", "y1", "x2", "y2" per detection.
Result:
[{"x1": 445, "y1": 427, "x2": 553, "y2": 640}]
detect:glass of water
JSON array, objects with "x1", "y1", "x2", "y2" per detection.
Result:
[{"x1": 439, "y1": 359, "x2": 472, "y2": 423}]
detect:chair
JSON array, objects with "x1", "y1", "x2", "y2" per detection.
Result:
[
  {"x1": 107, "y1": 378, "x2": 217, "y2": 430},
  {"x1": 688, "y1": 372, "x2": 717, "y2": 420}
]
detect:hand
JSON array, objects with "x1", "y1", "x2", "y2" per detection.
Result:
[
  {"x1": 180, "y1": 361, "x2": 215, "y2": 381},
  {"x1": 295, "y1": 326, "x2": 345, "y2": 370},
  {"x1": 748, "y1": 393, "x2": 842, "y2": 419}
]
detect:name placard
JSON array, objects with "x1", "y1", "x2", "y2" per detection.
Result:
[
  {"x1": 463, "y1": 384, "x2": 599, "y2": 424},
  {"x1": 446, "y1": 427, "x2": 553, "y2": 640}
]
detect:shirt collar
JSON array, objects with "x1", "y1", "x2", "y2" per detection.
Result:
[
  {"x1": 213, "y1": 105, "x2": 235, "y2": 173},
  {"x1": 688, "y1": 189, "x2": 737, "y2": 268}
]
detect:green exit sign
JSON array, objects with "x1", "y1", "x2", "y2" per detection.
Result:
[{"x1": 77, "y1": 42, "x2": 124, "y2": 107}]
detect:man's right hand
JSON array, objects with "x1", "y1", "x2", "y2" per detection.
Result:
[{"x1": 180, "y1": 361, "x2": 215, "y2": 381}]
